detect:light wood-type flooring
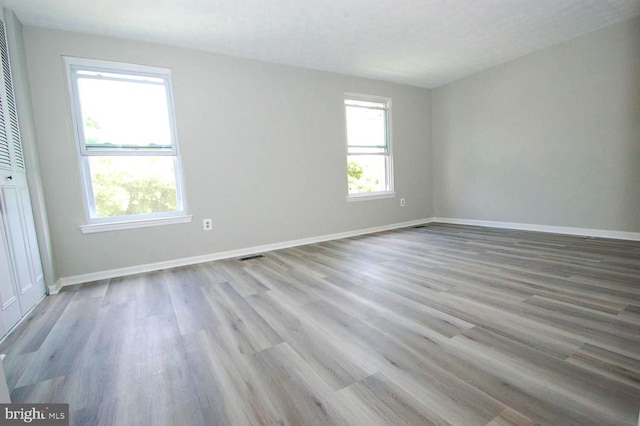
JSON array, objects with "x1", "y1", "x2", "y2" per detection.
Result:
[{"x1": 1, "y1": 223, "x2": 639, "y2": 425}]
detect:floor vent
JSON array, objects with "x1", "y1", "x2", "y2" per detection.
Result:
[
  {"x1": 240, "y1": 254, "x2": 265, "y2": 261},
  {"x1": 412, "y1": 225, "x2": 429, "y2": 229}
]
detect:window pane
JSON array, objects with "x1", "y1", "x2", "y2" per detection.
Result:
[
  {"x1": 77, "y1": 77, "x2": 172, "y2": 149},
  {"x1": 88, "y1": 156, "x2": 179, "y2": 218},
  {"x1": 345, "y1": 105, "x2": 386, "y2": 148},
  {"x1": 347, "y1": 155, "x2": 387, "y2": 194}
]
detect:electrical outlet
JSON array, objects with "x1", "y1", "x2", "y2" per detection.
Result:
[
  {"x1": 400, "y1": 198, "x2": 406, "y2": 207},
  {"x1": 202, "y1": 219, "x2": 212, "y2": 231}
]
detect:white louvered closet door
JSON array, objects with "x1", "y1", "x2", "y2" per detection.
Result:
[{"x1": 0, "y1": 16, "x2": 45, "y2": 338}]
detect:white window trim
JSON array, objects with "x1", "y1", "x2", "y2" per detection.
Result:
[
  {"x1": 80, "y1": 215, "x2": 193, "y2": 234},
  {"x1": 344, "y1": 92, "x2": 394, "y2": 200},
  {"x1": 64, "y1": 56, "x2": 189, "y2": 230},
  {"x1": 347, "y1": 191, "x2": 396, "y2": 202}
]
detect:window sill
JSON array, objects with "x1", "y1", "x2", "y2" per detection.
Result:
[
  {"x1": 80, "y1": 215, "x2": 193, "y2": 234},
  {"x1": 347, "y1": 191, "x2": 396, "y2": 202}
]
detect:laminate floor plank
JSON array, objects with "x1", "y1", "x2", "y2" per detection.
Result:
[
  {"x1": 568, "y1": 275, "x2": 640, "y2": 298},
  {"x1": 9, "y1": 375, "x2": 68, "y2": 404},
  {"x1": 448, "y1": 328, "x2": 638, "y2": 425},
  {"x1": 58, "y1": 300, "x2": 138, "y2": 411},
  {"x1": 166, "y1": 269, "x2": 221, "y2": 336},
  {"x1": 523, "y1": 295, "x2": 640, "y2": 337},
  {"x1": 351, "y1": 285, "x2": 476, "y2": 338},
  {"x1": 566, "y1": 342, "x2": 640, "y2": 389},
  {"x1": 132, "y1": 272, "x2": 175, "y2": 319},
  {"x1": 14, "y1": 297, "x2": 103, "y2": 388},
  {"x1": 0, "y1": 223, "x2": 638, "y2": 425},
  {"x1": 486, "y1": 408, "x2": 534, "y2": 426},
  {"x1": 377, "y1": 264, "x2": 457, "y2": 292},
  {"x1": 335, "y1": 372, "x2": 451, "y2": 426},
  {"x1": 619, "y1": 304, "x2": 640, "y2": 324},
  {"x1": 215, "y1": 260, "x2": 270, "y2": 297},
  {"x1": 495, "y1": 269, "x2": 639, "y2": 312},
  {"x1": 69, "y1": 361, "x2": 205, "y2": 426},
  {"x1": 101, "y1": 275, "x2": 142, "y2": 307},
  {"x1": 303, "y1": 301, "x2": 507, "y2": 426},
  {"x1": 0, "y1": 290, "x2": 74, "y2": 357},
  {"x1": 69, "y1": 279, "x2": 109, "y2": 301},
  {"x1": 270, "y1": 265, "x2": 366, "y2": 309},
  {"x1": 201, "y1": 282, "x2": 283, "y2": 355},
  {"x1": 182, "y1": 326, "x2": 278, "y2": 425},
  {"x1": 247, "y1": 342, "x2": 350, "y2": 425},
  {"x1": 267, "y1": 251, "x2": 330, "y2": 281},
  {"x1": 3, "y1": 352, "x2": 36, "y2": 391},
  {"x1": 438, "y1": 292, "x2": 587, "y2": 358},
  {"x1": 243, "y1": 262, "x2": 320, "y2": 305},
  {"x1": 247, "y1": 291, "x2": 372, "y2": 390},
  {"x1": 361, "y1": 270, "x2": 448, "y2": 305}
]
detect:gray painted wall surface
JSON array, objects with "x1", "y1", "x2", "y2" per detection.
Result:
[
  {"x1": 22, "y1": 27, "x2": 432, "y2": 278},
  {"x1": 433, "y1": 17, "x2": 640, "y2": 232},
  {"x1": 17, "y1": 16, "x2": 640, "y2": 280}
]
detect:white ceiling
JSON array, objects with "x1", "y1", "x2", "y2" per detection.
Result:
[{"x1": 3, "y1": 0, "x2": 640, "y2": 88}]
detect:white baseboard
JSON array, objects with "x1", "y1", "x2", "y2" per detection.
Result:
[
  {"x1": 47, "y1": 281, "x2": 63, "y2": 295},
  {"x1": 50, "y1": 218, "x2": 434, "y2": 294},
  {"x1": 49, "y1": 216, "x2": 639, "y2": 294},
  {"x1": 432, "y1": 217, "x2": 640, "y2": 241}
]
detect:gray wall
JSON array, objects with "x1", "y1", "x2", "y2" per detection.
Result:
[
  {"x1": 22, "y1": 27, "x2": 432, "y2": 279},
  {"x1": 17, "y1": 15, "x2": 640, "y2": 280},
  {"x1": 433, "y1": 17, "x2": 640, "y2": 232}
]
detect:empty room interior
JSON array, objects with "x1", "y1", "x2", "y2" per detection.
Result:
[{"x1": 0, "y1": 0, "x2": 638, "y2": 425}]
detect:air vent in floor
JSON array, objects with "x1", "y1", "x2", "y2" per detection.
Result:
[{"x1": 240, "y1": 254, "x2": 265, "y2": 261}]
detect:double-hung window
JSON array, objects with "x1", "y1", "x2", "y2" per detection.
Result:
[
  {"x1": 65, "y1": 57, "x2": 188, "y2": 231},
  {"x1": 345, "y1": 94, "x2": 393, "y2": 198}
]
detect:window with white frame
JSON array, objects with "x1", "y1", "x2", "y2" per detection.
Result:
[
  {"x1": 344, "y1": 94, "x2": 393, "y2": 197},
  {"x1": 65, "y1": 57, "x2": 187, "y2": 225}
]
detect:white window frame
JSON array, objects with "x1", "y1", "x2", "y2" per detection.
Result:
[
  {"x1": 344, "y1": 92, "x2": 395, "y2": 201},
  {"x1": 64, "y1": 57, "x2": 190, "y2": 233}
]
